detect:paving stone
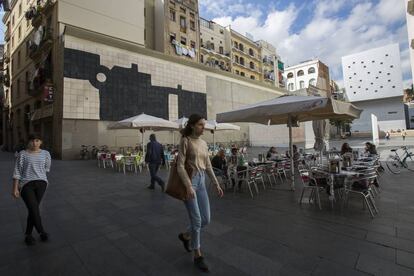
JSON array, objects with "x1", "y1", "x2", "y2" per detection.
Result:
[
  {"x1": 1, "y1": 152, "x2": 414, "y2": 275},
  {"x1": 396, "y1": 250, "x2": 414, "y2": 270}
]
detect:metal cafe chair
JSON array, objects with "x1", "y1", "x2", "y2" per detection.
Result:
[{"x1": 343, "y1": 169, "x2": 379, "y2": 218}]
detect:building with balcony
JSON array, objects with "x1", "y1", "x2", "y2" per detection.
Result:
[
  {"x1": 284, "y1": 59, "x2": 331, "y2": 96},
  {"x1": 199, "y1": 18, "x2": 231, "y2": 72},
  {"x1": 2, "y1": 0, "x2": 57, "y2": 151},
  {"x1": 229, "y1": 28, "x2": 262, "y2": 81},
  {"x1": 152, "y1": 0, "x2": 200, "y2": 63},
  {"x1": 2, "y1": 0, "x2": 286, "y2": 158},
  {"x1": 342, "y1": 44, "x2": 405, "y2": 132}
]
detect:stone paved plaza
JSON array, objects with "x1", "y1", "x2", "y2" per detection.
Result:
[{"x1": 1, "y1": 150, "x2": 414, "y2": 276}]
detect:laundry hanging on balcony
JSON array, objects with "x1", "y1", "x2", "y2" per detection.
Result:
[{"x1": 172, "y1": 39, "x2": 196, "y2": 59}]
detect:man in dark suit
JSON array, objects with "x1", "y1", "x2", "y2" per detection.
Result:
[{"x1": 145, "y1": 134, "x2": 166, "y2": 191}]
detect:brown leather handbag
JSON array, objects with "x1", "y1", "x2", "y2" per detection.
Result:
[{"x1": 165, "y1": 138, "x2": 193, "y2": 201}]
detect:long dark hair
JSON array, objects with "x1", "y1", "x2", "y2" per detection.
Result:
[{"x1": 181, "y1": 114, "x2": 204, "y2": 137}]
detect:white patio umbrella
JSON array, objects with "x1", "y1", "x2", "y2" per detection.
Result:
[
  {"x1": 217, "y1": 95, "x2": 362, "y2": 190},
  {"x1": 108, "y1": 113, "x2": 179, "y2": 154},
  {"x1": 175, "y1": 117, "x2": 188, "y2": 129},
  {"x1": 205, "y1": 120, "x2": 240, "y2": 150}
]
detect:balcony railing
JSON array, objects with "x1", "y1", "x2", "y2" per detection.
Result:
[
  {"x1": 28, "y1": 28, "x2": 53, "y2": 61},
  {"x1": 26, "y1": 0, "x2": 56, "y2": 28},
  {"x1": 4, "y1": 29, "x2": 10, "y2": 42},
  {"x1": 3, "y1": 50, "x2": 11, "y2": 64}
]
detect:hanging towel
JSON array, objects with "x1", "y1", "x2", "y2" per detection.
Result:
[{"x1": 175, "y1": 44, "x2": 183, "y2": 55}]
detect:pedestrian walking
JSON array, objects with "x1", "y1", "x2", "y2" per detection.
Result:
[
  {"x1": 402, "y1": 129, "x2": 407, "y2": 141},
  {"x1": 12, "y1": 134, "x2": 51, "y2": 246},
  {"x1": 385, "y1": 131, "x2": 390, "y2": 141},
  {"x1": 145, "y1": 134, "x2": 166, "y2": 191},
  {"x1": 176, "y1": 114, "x2": 224, "y2": 273}
]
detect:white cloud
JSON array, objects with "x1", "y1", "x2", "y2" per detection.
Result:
[{"x1": 206, "y1": 0, "x2": 411, "y2": 88}]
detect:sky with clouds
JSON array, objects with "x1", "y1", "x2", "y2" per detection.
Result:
[
  {"x1": 0, "y1": 0, "x2": 411, "y2": 88},
  {"x1": 199, "y1": 0, "x2": 412, "y2": 88}
]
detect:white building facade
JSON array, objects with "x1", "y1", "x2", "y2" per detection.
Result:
[
  {"x1": 342, "y1": 44, "x2": 405, "y2": 132},
  {"x1": 283, "y1": 59, "x2": 331, "y2": 96}
]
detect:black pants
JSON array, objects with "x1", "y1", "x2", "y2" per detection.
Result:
[
  {"x1": 20, "y1": 180, "x2": 47, "y2": 235},
  {"x1": 148, "y1": 163, "x2": 164, "y2": 187}
]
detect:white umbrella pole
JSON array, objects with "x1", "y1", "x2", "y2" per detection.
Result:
[
  {"x1": 172, "y1": 131, "x2": 175, "y2": 145},
  {"x1": 288, "y1": 114, "x2": 295, "y2": 191},
  {"x1": 142, "y1": 129, "x2": 145, "y2": 156},
  {"x1": 213, "y1": 131, "x2": 216, "y2": 152}
]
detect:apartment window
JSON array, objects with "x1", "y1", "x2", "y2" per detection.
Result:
[
  {"x1": 17, "y1": 51, "x2": 21, "y2": 68},
  {"x1": 235, "y1": 70, "x2": 239, "y2": 75},
  {"x1": 234, "y1": 55, "x2": 239, "y2": 63},
  {"x1": 297, "y1": 70, "x2": 304, "y2": 76},
  {"x1": 220, "y1": 29, "x2": 224, "y2": 34},
  {"x1": 18, "y1": 26, "x2": 22, "y2": 40},
  {"x1": 239, "y1": 43, "x2": 244, "y2": 52},
  {"x1": 190, "y1": 20, "x2": 195, "y2": 31},
  {"x1": 309, "y1": 79, "x2": 316, "y2": 86},
  {"x1": 249, "y1": 48, "x2": 254, "y2": 56},
  {"x1": 300, "y1": 80, "x2": 305, "y2": 89},
  {"x1": 219, "y1": 46, "x2": 224, "y2": 55},
  {"x1": 240, "y1": 72, "x2": 245, "y2": 77},
  {"x1": 19, "y1": 4, "x2": 22, "y2": 17},
  {"x1": 17, "y1": 78, "x2": 21, "y2": 99},
  {"x1": 234, "y1": 41, "x2": 238, "y2": 49},
  {"x1": 27, "y1": 18, "x2": 30, "y2": 27},
  {"x1": 12, "y1": 15, "x2": 15, "y2": 28},
  {"x1": 288, "y1": 83, "x2": 294, "y2": 91},
  {"x1": 239, "y1": 57, "x2": 245, "y2": 66},
  {"x1": 249, "y1": 61, "x2": 254, "y2": 69},
  {"x1": 190, "y1": 12, "x2": 195, "y2": 19},
  {"x1": 190, "y1": 40, "x2": 196, "y2": 49},
  {"x1": 170, "y1": 9, "x2": 176, "y2": 21},
  {"x1": 169, "y1": 33, "x2": 176, "y2": 42},
  {"x1": 25, "y1": 71, "x2": 29, "y2": 94},
  {"x1": 180, "y1": 16, "x2": 187, "y2": 32},
  {"x1": 181, "y1": 36, "x2": 187, "y2": 45},
  {"x1": 180, "y1": 7, "x2": 186, "y2": 13},
  {"x1": 200, "y1": 55, "x2": 204, "y2": 63},
  {"x1": 11, "y1": 36, "x2": 14, "y2": 48},
  {"x1": 250, "y1": 75, "x2": 255, "y2": 80}
]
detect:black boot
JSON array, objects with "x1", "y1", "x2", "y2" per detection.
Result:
[
  {"x1": 40, "y1": 232, "x2": 49, "y2": 242},
  {"x1": 178, "y1": 233, "x2": 191, "y2": 252},
  {"x1": 24, "y1": 235, "x2": 36, "y2": 246},
  {"x1": 194, "y1": 256, "x2": 209, "y2": 273}
]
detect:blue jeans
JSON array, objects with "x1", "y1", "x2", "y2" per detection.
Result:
[{"x1": 184, "y1": 171, "x2": 211, "y2": 250}]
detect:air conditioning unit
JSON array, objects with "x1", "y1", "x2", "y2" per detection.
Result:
[{"x1": 408, "y1": 0, "x2": 414, "y2": 15}]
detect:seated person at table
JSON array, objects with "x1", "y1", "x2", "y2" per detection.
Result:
[
  {"x1": 286, "y1": 145, "x2": 301, "y2": 166},
  {"x1": 266, "y1": 147, "x2": 278, "y2": 160},
  {"x1": 340, "y1": 143, "x2": 353, "y2": 155},
  {"x1": 228, "y1": 147, "x2": 246, "y2": 190},
  {"x1": 211, "y1": 150, "x2": 228, "y2": 177},
  {"x1": 365, "y1": 142, "x2": 377, "y2": 156},
  {"x1": 341, "y1": 143, "x2": 354, "y2": 166}
]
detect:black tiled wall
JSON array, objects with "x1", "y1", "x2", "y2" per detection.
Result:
[{"x1": 63, "y1": 48, "x2": 207, "y2": 121}]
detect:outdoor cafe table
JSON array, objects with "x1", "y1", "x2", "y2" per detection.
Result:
[{"x1": 311, "y1": 167, "x2": 367, "y2": 208}]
